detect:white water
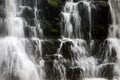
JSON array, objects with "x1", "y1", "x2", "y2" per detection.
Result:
[
  {"x1": 5, "y1": 0, "x2": 24, "y2": 37},
  {"x1": 62, "y1": 1, "x2": 82, "y2": 38},
  {"x1": 58, "y1": 38, "x2": 98, "y2": 78},
  {"x1": 106, "y1": 0, "x2": 120, "y2": 79},
  {"x1": 108, "y1": 0, "x2": 120, "y2": 38},
  {"x1": 5, "y1": 17, "x2": 24, "y2": 37},
  {"x1": 62, "y1": 0, "x2": 92, "y2": 39},
  {"x1": 60, "y1": 0, "x2": 120, "y2": 80},
  {"x1": 0, "y1": 0, "x2": 44, "y2": 80},
  {"x1": 0, "y1": 37, "x2": 39, "y2": 80},
  {"x1": 61, "y1": 0, "x2": 98, "y2": 79}
]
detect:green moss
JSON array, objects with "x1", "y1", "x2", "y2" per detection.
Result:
[
  {"x1": 48, "y1": 0, "x2": 61, "y2": 7},
  {"x1": 51, "y1": 29, "x2": 58, "y2": 33},
  {"x1": 97, "y1": 1, "x2": 109, "y2": 7}
]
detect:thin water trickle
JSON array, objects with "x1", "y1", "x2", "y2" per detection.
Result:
[{"x1": 34, "y1": 0, "x2": 43, "y2": 38}]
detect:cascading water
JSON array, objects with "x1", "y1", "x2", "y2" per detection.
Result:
[
  {"x1": 1, "y1": 0, "x2": 120, "y2": 80},
  {"x1": 5, "y1": 0, "x2": 24, "y2": 37},
  {"x1": 0, "y1": 0, "x2": 44, "y2": 80},
  {"x1": 62, "y1": 0, "x2": 81, "y2": 38},
  {"x1": 59, "y1": 0, "x2": 120, "y2": 80},
  {"x1": 107, "y1": 0, "x2": 120, "y2": 79},
  {"x1": 60, "y1": 0, "x2": 98, "y2": 79}
]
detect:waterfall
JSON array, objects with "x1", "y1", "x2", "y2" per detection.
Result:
[
  {"x1": 107, "y1": 0, "x2": 120, "y2": 79},
  {"x1": 60, "y1": 0, "x2": 98, "y2": 79},
  {"x1": 1, "y1": 0, "x2": 120, "y2": 80},
  {"x1": 60, "y1": 0, "x2": 120, "y2": 80},
  {"x1": 0, "y1": 0, "x2": 43, "y2": 80}
]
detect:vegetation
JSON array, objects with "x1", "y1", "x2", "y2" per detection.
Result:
[{"x1": 48, "y1": 0, "x2": 62, "y2": 7}]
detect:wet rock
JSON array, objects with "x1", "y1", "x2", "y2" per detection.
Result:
[
  {"x1": 39, "y1": 0, "x2": 65, "y2": 39},
  {"x1": 45, "y1": 60, "x2": 66, "y2": 80},
  {"x1": 21, "y1": 7, "x2": 35, "y2": 26},
  {"x1": 42, "y1": 40, "x2": 60, "y2": 58},
  {"x1": 22, "y1": 0, "x2": 35, "y2": 8},
  {"x1": 0, "y1": 0, "x2": 5, "y2": 19},
  {"x1": 0, "y1": 5, "x2": 5, "y2": 18},
  {"x1": 24, "y1": 26, "x2": 43, "y2": 38},
  {"x1": 0, "y1": 19, "x2": 7, "y2": 37},
  {"x1": 94, "y1": 39, "x2": 117, "y2": 63},
  {"x1": 66, "y1": 67, "x2": 83, "y2": 80},
  {"x1": 98, "y1": 64, "x2": 114, "y2": 79},
  {"x1": 91, "y1": 1, "x2": 110, "y2": 40},
  {"x1": 47, "y1": 0, "x2": 63, "y2": 7},
  {"x1": 91, "y1": 24, "x2": 109, "y2": 40}
]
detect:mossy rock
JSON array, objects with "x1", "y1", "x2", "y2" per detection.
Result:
[
  {"x1": 94, "y1": 1, "x2": 109, "y2": 7},
  {"x1": 47, "y1": 0, "x2": 61, "y2": 7}
]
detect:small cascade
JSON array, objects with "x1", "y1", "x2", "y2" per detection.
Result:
[
  {"x1": 62, "y1": 0, "x2": 92, "y2": 39},
  {"x1": 58, "y1": 38, "x2": 98, "y2": 79},
  {"x1": 62, "y1": 0, "x2": 81, "y2": 38},
  {"x1": 107, "y1": 0, "x2": 120, "y2": 79}
]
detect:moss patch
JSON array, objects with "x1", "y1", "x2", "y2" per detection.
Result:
[{"x1": 48, "y1": 0, "x2": 61, "y2": 7}]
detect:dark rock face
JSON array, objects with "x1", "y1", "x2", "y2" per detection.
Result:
[
  {"x1": 22, "y1": 0, "x2": 35, "y2": 7},
  {"x1": 91, "y1": 2, "x2": 111, "y2": 40},
  {"x1": 45, "y1": 61, "x2": 66, "y2": 80},
  {"x1": 0, "y1": 0, "x2": 5, "y2": 18},
  {"x1": 22, "y1": 8, "x2": 35, "y2": 26},
  {"x1": 66, "y1": 67, "x2": 83, "y2": 80},
  {"x1": 98, "y1": 64, "x2": 114, "y2": 79},
  {"x1": 42, "y1": 40, "x2": 60, "y2": 57},
  {"x1": 39, "y1": 0, "x2": 65, "y2": 39}
]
